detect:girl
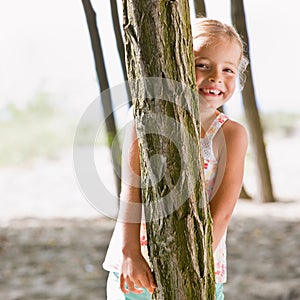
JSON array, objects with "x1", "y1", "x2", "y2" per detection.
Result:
[{"x1": 103, "y1": 17, "x2": 249, "y2": 299}]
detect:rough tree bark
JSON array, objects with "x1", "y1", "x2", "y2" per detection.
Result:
[
  {"x1": 123, "y1": 0, "x2": 215, "y2": 299},
  {"x1": 82, "y1": 0, "x2": 121, "y2": 195},
  {"x1": 231, "y1": 0, "x2": 275, "y2": 202}
]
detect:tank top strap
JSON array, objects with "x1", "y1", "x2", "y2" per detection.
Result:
[{"x1": 206, "y1": 113, "x2": 229, "y2": 139}]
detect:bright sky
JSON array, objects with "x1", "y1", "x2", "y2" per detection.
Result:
[{"x1": 0, "y1": 0, "x2": 299, "y2": 117}]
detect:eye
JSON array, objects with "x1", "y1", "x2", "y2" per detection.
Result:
[
  {"x1": 223, "y1": 68, "x2": 234, "y2": 73},
  {"x1": 196, "y1": 63, "x2": 209, "y2": 69},
  {"x1": 223, "y1": 66, "x2": 238, "y2": 75}
]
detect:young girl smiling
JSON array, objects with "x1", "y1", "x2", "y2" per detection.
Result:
[{"x1": 104, "y1": 17, "x2": 249, "y2": 299}]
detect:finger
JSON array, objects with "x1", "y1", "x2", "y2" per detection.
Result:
[
  {"x1": 126, "y1": 280, "x2": 143, "y2": 294},
  {"x1": 134, "y1": 280, "x2": 143, "y2": 289},
  {"x1": 121, "y1": 274, "x2": 143, "y2": 294},
  {"x1": 149, "y1": 272, "x2": 157, "y2": 289},
  {"x1": 120, "y1": 274, "x2": 129, "y2": 294},
  {"x1": 140, "y1": 273, "x2": 156, "y2": 294}
]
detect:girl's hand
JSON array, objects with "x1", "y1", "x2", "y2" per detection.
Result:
[{"x1": 120, "y1": 254, "x2": 156, "y2": 294}]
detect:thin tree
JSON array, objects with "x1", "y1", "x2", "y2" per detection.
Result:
[
  {"x1": 82, "y1": 0, "x2": 121, "y2": 195},
  {"x1": 110, "y1": 0, "x2": 126, "y2": 79},
  {"x1": 109, "y1": 0, "x2": 132, "y2": 107},
  {"x1": 231, "y1": 0, "x2": 275, "y2": 202},
  {"x1": 123, "y1": 0, "x2": 215, "y2": 299},
  {"x1": 240, "y1": 185, "x2": 251, "y2": 199},
  {"x1": 194, "y1": 0, "x2": 206, "y2": 17}
]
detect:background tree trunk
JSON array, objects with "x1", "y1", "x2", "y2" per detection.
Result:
[
  {"x1": 82, "y1": 0, "x2": 121, "y2": 195},
  {"x1": 110, "y1": 0, "x2": 126, "y2": 80},
  {"x1": 193, "y1": 0, "x2": 206, "y2": 17},
  {"x1": 231, "y1": 0, "x2": 275, "y2": 202},
  {"x1": 239, "y1": 185, "x2": 251, "y2": 200},
  {"x1": 123, "y1": 0, "x2": 215, "y2": 299},
  {"x1": 109, "y1": 0, "x2": 132, "y2": 107}
]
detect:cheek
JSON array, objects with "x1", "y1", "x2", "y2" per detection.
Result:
[
  {"x1": 195, "y1": 70, "x2": 203, "y2": 84},
  {"x1": 224, "y1": 82, "x2": 236, "y2": 100},
  {"x1": 227, "y1": 78, "x2": 237, "y2": 90}
]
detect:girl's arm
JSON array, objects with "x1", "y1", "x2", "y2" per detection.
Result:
[
  {"x1": 210, "y1": 120, "x2": 248, "y2": 251},
  {"x1": 119, "y1": 119, "x2": 156, "y2": 294}
]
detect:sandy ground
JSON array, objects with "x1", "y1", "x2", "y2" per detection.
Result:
[{"x1": 1, "y1": 134, "x2": 300, "y2": 300}]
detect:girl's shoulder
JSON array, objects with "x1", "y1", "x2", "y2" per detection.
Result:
[
  {"x1": 222, "y1": 118, "x2": 247, "y2": 135},
  {"x1": 212, "y1": 115, "x2": 248, "y2": 160},
  {"x1": 222, "y1": 118, "x2": 248, "y2": 149}
]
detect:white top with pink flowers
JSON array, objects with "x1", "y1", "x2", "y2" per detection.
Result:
[{"x1": 103, "y1": 113, "x2": 229, "y2": 284}]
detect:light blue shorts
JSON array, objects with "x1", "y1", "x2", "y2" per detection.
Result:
[
  {"x1": 216, "y1": 283, "x2": 225, "y2": 300},
  {"x1": 107, "y1": 272, "x2": 224, "y2": 299},
  {"x1": 107, "y1": 272, "x2": 152, "y2": 299}
]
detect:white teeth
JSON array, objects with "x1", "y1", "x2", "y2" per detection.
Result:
[{"x1": 203, "y1": 88, "x2": 221, "y2": 95}]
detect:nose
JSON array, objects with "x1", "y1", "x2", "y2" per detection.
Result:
[{"x1": 208, "y1": 70, "x2": 222, "y2": 83}]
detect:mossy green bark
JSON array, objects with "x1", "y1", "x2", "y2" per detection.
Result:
[{"x1": 123, "y1": 1, "x2": 215, "y2": 299}]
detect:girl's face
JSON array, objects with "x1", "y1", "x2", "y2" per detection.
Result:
[{"x1": 194, "y1": 38, "x2": 241, "y2": 111}]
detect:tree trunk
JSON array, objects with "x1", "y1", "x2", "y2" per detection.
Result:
[
  {"x1": 82, "y1": 0, "x2": 121, "y2": 195},
  {"x1": 193, "y1": 0, "x2": 206, "y2": 17},
  {"x1": 231, "y1": 0, "x2": 275, "y2": 202},
  {"x1": 110, "y1": 0, "x2": 126, "y2": 79},
  {"x1": 240, "y1": 185, "x2": 251, "y2": 200},
  {"x1": 109, "y1": 0, "x2": 132, "y2": 107},
  {"x1": 123, "y1": 1, "x2": 215, "y2": 299}
]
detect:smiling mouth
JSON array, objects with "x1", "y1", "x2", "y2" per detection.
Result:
[{"x1": 200, "y1": 88, "x2": 222, "y2": 95}]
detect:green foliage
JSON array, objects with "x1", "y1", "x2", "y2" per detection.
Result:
[{"x1": 0, "y1": 93, "x2": 76, "y2": 166}]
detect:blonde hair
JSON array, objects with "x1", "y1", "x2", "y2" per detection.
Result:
[{"x1": 192, "y1": 18, "x2": 249, "y2": 88}]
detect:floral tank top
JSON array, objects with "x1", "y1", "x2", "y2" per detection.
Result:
[{"x1": 103, "y1": 113, "x2": 229, "y2": 284}]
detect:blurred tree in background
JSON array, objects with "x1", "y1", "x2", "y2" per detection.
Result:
[
  {"x1": 82, "y1": 0, "x2": 121, "y2": 195},
  {"x1": 231, "y1": 0, "x2": 275, "y2": 202}
]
